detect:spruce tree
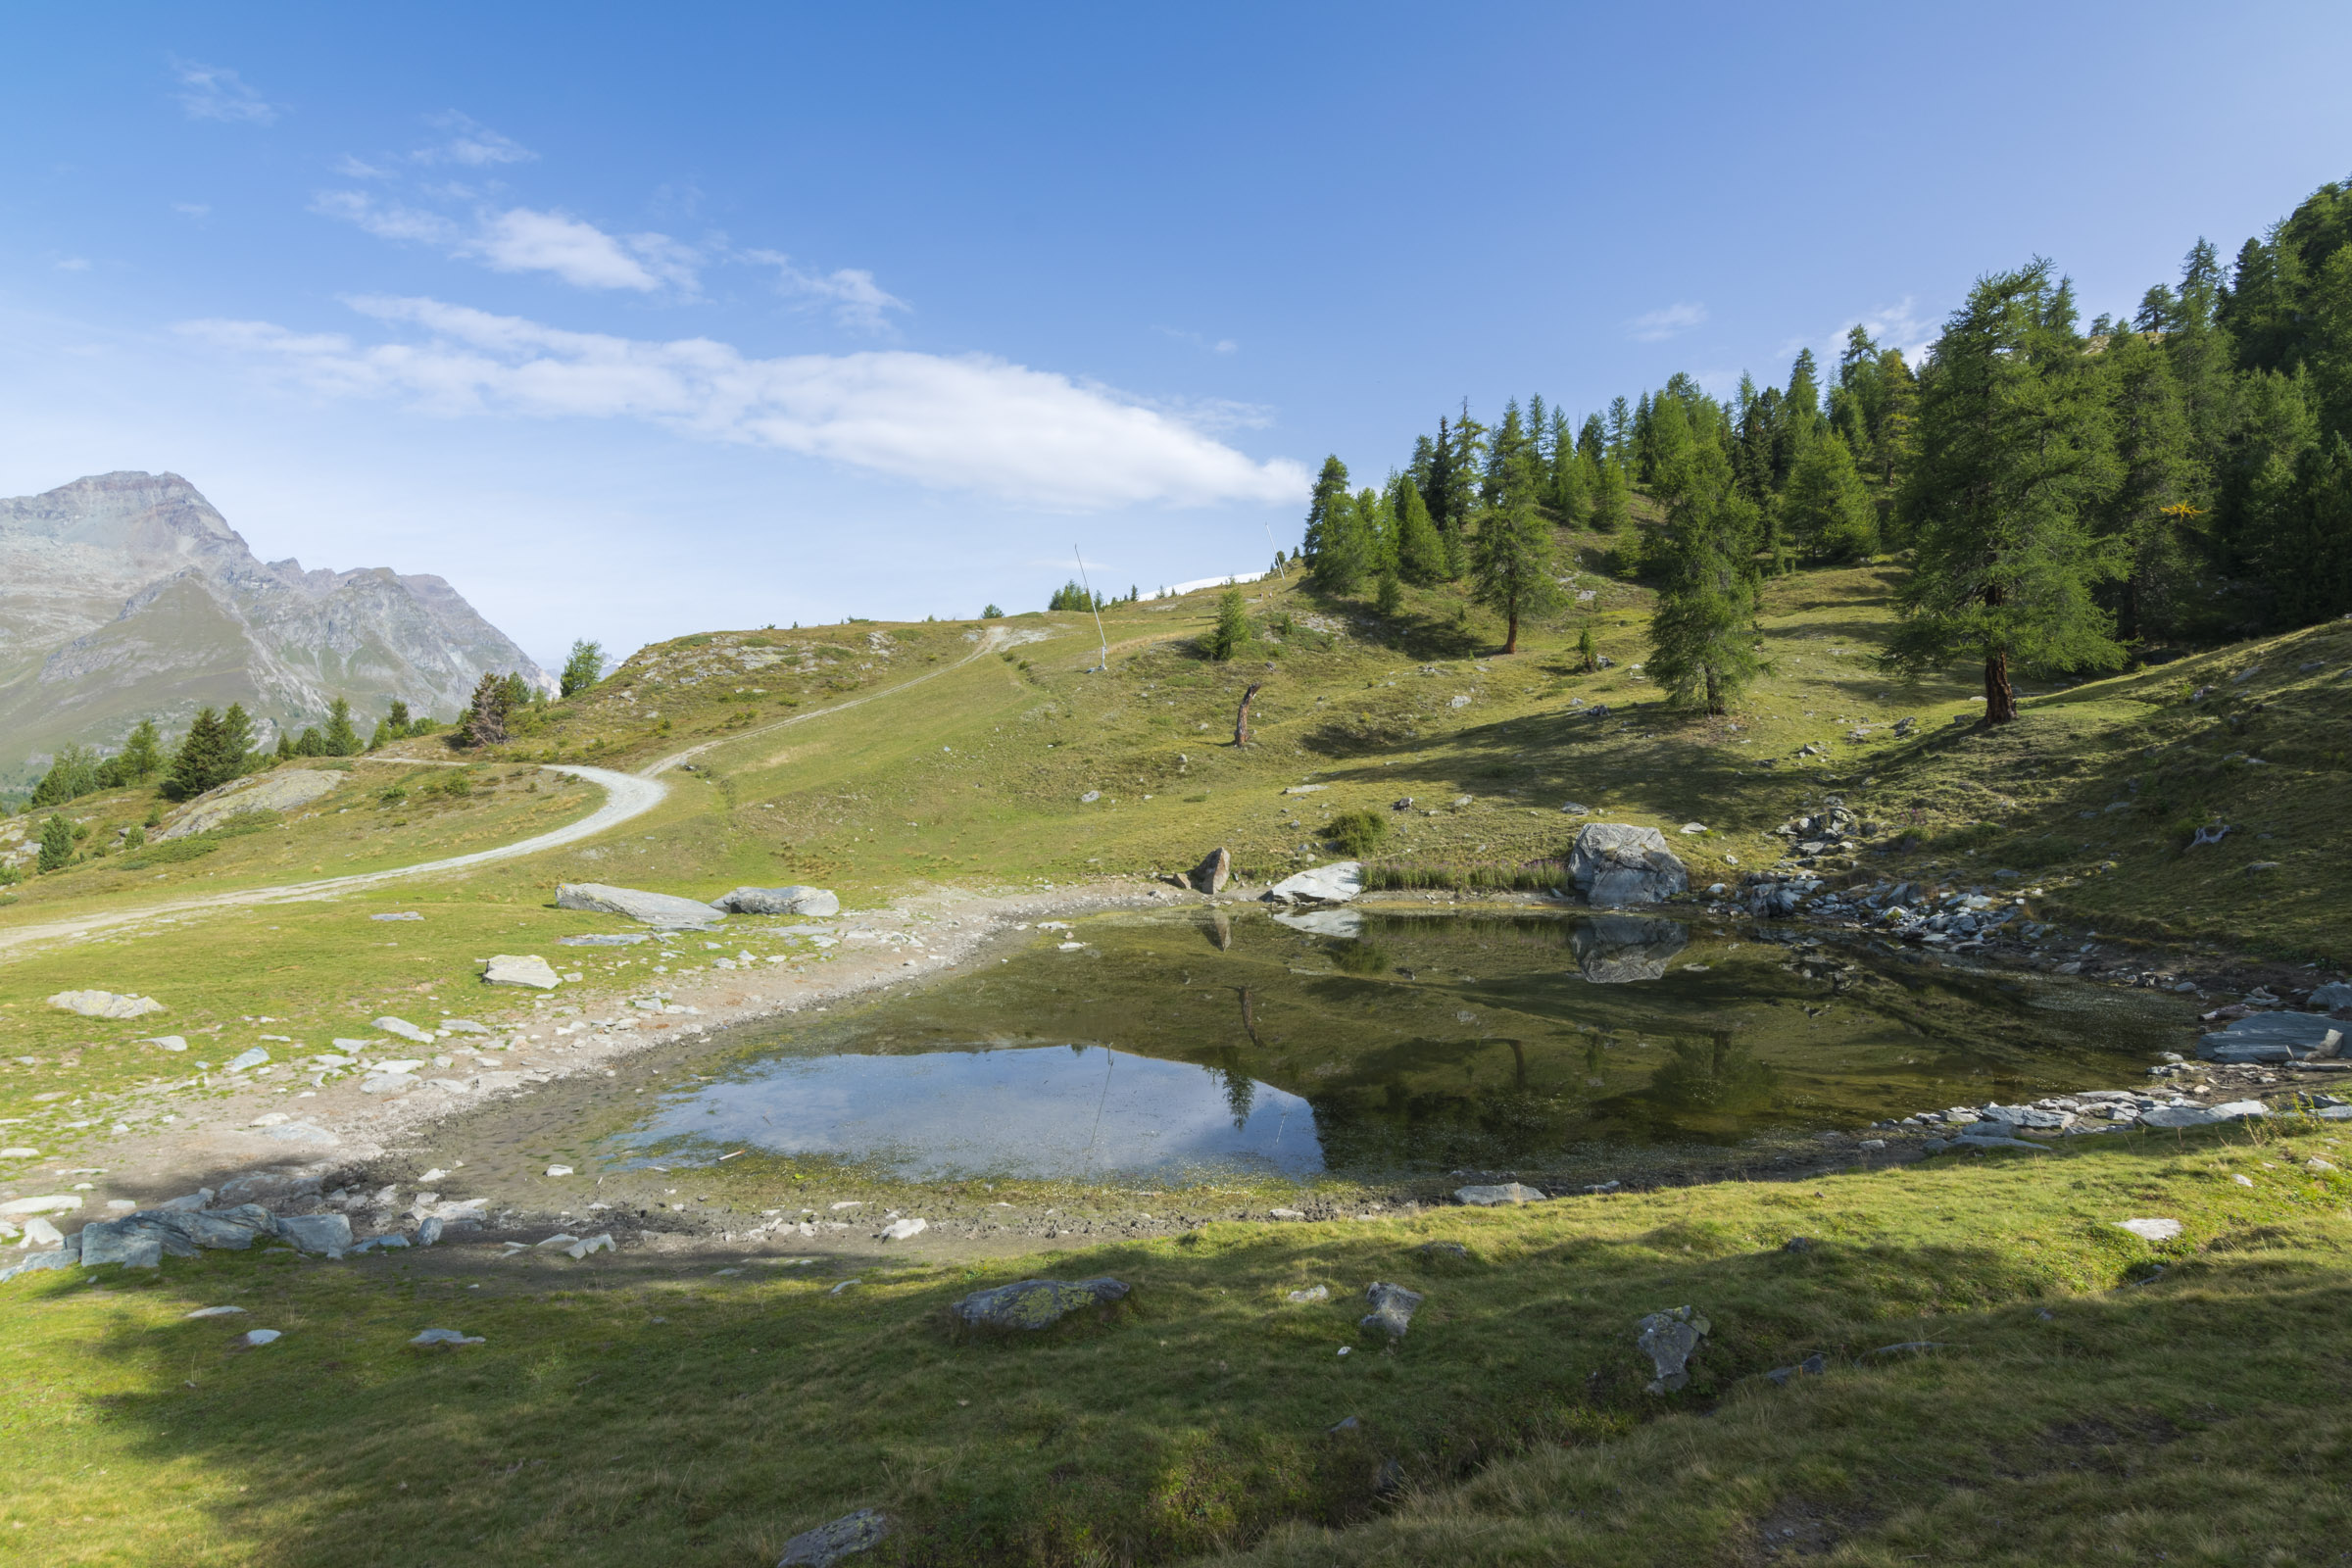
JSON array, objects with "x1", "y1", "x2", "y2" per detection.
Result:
[
  {"x1": 2095, "y1": 326, "x2": 2201, "y2": 641},
  {"x1": 295, "y1": 727, "x2": 325, "y2": 757},
  {"x1": 1393, "y1": 478, "x2": 1446, "y2": 585},
  {"x1": 29, "y1": 745, "x2": 98, "y2": 808},
  {"x1": 1891, "y1": 261, "x2": 2123, "y2": 722},
  {"x1": 274, "y1": 732, "x2": 296, "y2": 760},
  {"x1": 1309, "y1": 490, "x2": 1372, "y2": 593},
  {"x1": 219, "y1": 705, "x2": 255, "y2": 774},
  {"x1": 561, "y1": 640, "x2": 607, "y2": 698},
  {"x1": 1301, "y1": 455, "x2": 1351, "y2": 565},
  {"x1": 1782, "y1": 431, "x2": 1879, "y2": 561},
  {"x1": 117, "y1": 719, "x2": 163, "y2": 783},
  {"x1": 1207, "y1": 588, "x2": 1250, "y2": 661},
  {"x1": 1591, "y1": 458, "x2": 1630, "y2": 534},
  {"x1": 1469, "y1": 459, "x2": 1565, "y2": 654},
  {"x1": 165, "y1": 709, "x2": 225, "y2": 800},
  {"x1": 1646, "y1": 445, "x2": 1767, "y2": 715},
  {"x1": 387, "y1": 699, "x2": 412, "y2": 735},
  {"x1": 38, "y1": 814, "x2": 74, "y2": 872},
  {"x1": 323, "y1": 697, "x2": 361, "y2": 757}
]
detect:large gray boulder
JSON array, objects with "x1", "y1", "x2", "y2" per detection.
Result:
[
  {"x1": 950, "y1": 1277, "x2": 1129, "y2": 1332},
  {"x1": 1263, "y1": 861, "x2": 1362, "y2": 904},
  {"x1": 1190, "y1": 847, "x2": 1232, "y2": 895},
  {"x1": 1569, "y1": 915, "x2": 1689, "y2": 982},
  {"x1": 710, "y1": 885, "x2": 841, "y2": 916},
  {"x1": 2196, "y1": 1012, "x2": 2342, "y2": 1063},
  {"x1": 556, "y1": 883, "x2": 725, "y2": 928},
  {"x1": 1360, "y1": 1282, "x2": 1423, "y2": 1339},
  {"x1": 1569, "y1": 824, "x2": 1690, "y2": 906},
  {"x1": 2309, "y1": 980, "x2": 2352, "y2": 1010},
  {"x1": 274, "y1": 1214, "x2": 353, "y2": 1255}
]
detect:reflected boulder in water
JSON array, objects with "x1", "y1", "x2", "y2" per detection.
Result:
[
  {"x1": 1570, "y1": 916, "x2": 1690, "y2": 983},
  {"x1": 1273, "y1": 908, "x2": 1364, "y2": 939}
]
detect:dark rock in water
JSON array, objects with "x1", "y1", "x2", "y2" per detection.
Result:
[
  {"x1": 2196, "y1": 1012, "x2": 2341, "y2": 1064},
  {"x1": 1570, "y1": 915, "x2": 1689, "y2": 983},
  {"x1": 951, "y1": 1277, "x2": 1130, "y2": 1332},
  {"x1": 1637, "y1": 1305, "x2": 1711, "y2": 1394},
  {"x1": 1360, "y1": 1281, "x2": 1423, "y2": 1339},
  {"x1": 1190, "y1": 847, "x2": 1232, "y2": 895},
  {"x1": 710, "y1": 885, "x2": 840, "y2": 917},
  {"x1": 777, "y1": 1508, "x2": 890, "y2": 1567}
]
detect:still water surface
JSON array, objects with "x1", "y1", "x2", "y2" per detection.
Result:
[{"x1": 606, "y1": 907, "x2": 2190, "y2": 1182}]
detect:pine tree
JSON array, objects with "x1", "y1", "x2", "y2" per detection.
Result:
[
  {"x1": 388, "y1": 699, "x2": 412, "y2": 734},
  {"x1": 29, "y1": 745, "x2": 99, "y2": 808},
  {"x1": 38, "y1": 814, "x2": 74, "y2": 872},
  {"x1": 294, "y1": 727, "x2": 325, "y2": 757},
  {"x1": 1547, "y1": 409, "x2": 1588, "y2": 524},
  {"x1": 1207, "y1": 589, "x2": 1250, "y2": 661},
  {"x1": 1470, "y1": 458, "x2": 1565, "y2": 654},
  {"x1": 219, "y1": 705, "x2": 255, "y2": 772},
  {"x1": 1374, "y1": 569, "x2": 1403, "y2": 616},
  {"x1": 1578, "y1": 414, "x2": 1607, "y2": 465},
  {"x1": 1646, "y1": 444, "x2": 1767, "y2": 715},
  {"x1": 1301, "y1": 455, "x2": 1351, "y2": 564},
  {"x1": 462, "y1": 671, "x2": 514, "y2": 748},
  {"x1": 1891, "y1": 261, "x2": 2124, "y2": 722},
  {"x1": 165, "y1": 708, "x2": 227, "y2": 800},
  {"x1": 2095, "y1": 326, "x2": 2201, "y2": 641},
  {"x1": 561, "y1": 640, "x2": 607, "y2": 698},
  {"x1": 1308, "y1": 489, "x2": 1373, "y2": 593},
  {"x1": 323, "y1": 697, "x2": 361, "y2": 757},
  {"x1": 1591, "y1": 457, "x2": 1630, "y2": 534},
  {"x1": 1575, "y1": 624, "x2": 1598, "y2": 672},
  {"x1": 116, "y1": 719, "x2": 163, "y2": 784},
  {"x1": 1782, "y1": 431, "x2": 1879, "y2": 561},
  {"x1": 1393, "y1": 478, "x2": 1446, "y2": 585}
]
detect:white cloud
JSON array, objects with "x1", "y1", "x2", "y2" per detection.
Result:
[
  {"x1": 54, "y1": 257, "x2": 91, "y2": 272},
  {"x1": 178, "y1": 296, "x2": 1308, "y2": 511},
  {"x1": 314, "y1": 192, "x2": 697, "y2": 292},
  {"x1": 172, "y1": 202, "x2": 211, "y2": 219},
  {"x1": 415, "y1": 111, "x2": 537, "y2": 167},
  {"x1": 1626, "y1": 302, "x2": 1707, "y2": 342},
  {"x1": 1156, "y1": 325, "x2": 1239, "y2": 355},
  {"x1": 747, "y1": 252, "x2": 909, "y2": 332},
  {"x1": 172, "y1": 61, "x2": 279, "y2": 124},
  {"x1": 1776, "y1": 297, "x2": 1940, "y2": 377}
]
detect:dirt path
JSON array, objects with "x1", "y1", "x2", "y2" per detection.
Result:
[{"x1": 0, "y1": 625, "x2": 1045, "y2": 958}]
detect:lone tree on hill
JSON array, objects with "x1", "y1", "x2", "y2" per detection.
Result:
[
  {"x1": 1469, "y1": 464, "x2": 1565, "y2": 653},
  {"x1": 38, "y1": 814, "x2": 73, "y2": 872},
  {"x1": 1891, "y1": 260, "x2": 2123, "y2": 722},
  {"x1": 323, "y1": 697, "x2": 362, "y2": 757},
  {"x1": 561, "y1": 640, "x2": 606, "y2": 698},
  {"x1": 1207, "y1": 588, "x2": 1251, "y2": 661},
  {"x1": 462, "y1": 670, "x2": 514, "y2": 747}
]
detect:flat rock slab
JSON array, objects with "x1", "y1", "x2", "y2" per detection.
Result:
[
  {"x1": 160, "y1": 769, "x2": 340, "y2": 839},
  {"x1": 2114, "y1": 1218, "x2": 2184, "y2": 1242},
  {"x1": 557, "y1": 882, "x2": 725, "y2": 928},
  {"x1": 0, "y1": 1195, "x2": 82, "y2": 1218},
  {"x1": 1455, "y1": 1183, "x2": 1545, "y2": 1205},
  {"x1": 2141, "y1": 1099, "x2": 2269, "y2": 1128},
  {"x1": 483, "y1": 955, "x2": 562, "y2": 989},
  {"x1": 48, "y1": 990, "x2": 164, "y2": 1019},
  {"x1": 951, "y1": 1277, "x2": 1129, "y2": 1332},
  {"x1": 372, "y1": 1015, "x2": 434, "y2": 1044},
  {"x1": 1263, "y1": 860, "x2": 1363, "y2": 904},
  {"x1": 1569, "y1": 823, "x2": 1690, "y2": 906},
  {"x1": 2196, "y1": 1012, "x2": 2342, "y2": 1063},
  {"x1": 1360, "y1": 1281, "x2": 1423, "y2": 1339},
  {"x1": 778, "y1": 1509, "x2": 890, "y2": 1567},
  {"x1": 710, "y1": 885, "x2": 840, "y2": 916}
]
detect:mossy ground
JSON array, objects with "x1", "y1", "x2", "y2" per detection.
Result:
[{"x1": 5, "y1": 536, "x2": 2351, "y2": 1563}]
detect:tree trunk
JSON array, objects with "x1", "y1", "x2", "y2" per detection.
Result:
[
  {"x1": 1705, "y1": 667, "x2": 1723, "y2": 716},
  {"x1": 1504, "y1": 607, "x2": 1519, "y2": 654},
  {"x1": 1233, "y1": 681, "x2": 1262, "y2": 747},
  {"x1": 1984, "y1": 652, "x2": 2016, "y2": 722}
]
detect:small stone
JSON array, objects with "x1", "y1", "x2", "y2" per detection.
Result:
[
  {"x1": 1637, "y1": 1305, "x2": 1711, "y2": 1394},
  {"x1": 1189, "y1": 847, "x2": 1232, "y2": 895},
  {"x1": 1360, "y1": 1281, "x2": 1422, "y2": 1339},
  {"x1": 564, "y1": 1234, "x2": 614, "y2": 1259},
  {"x1": 240, "y1": 1329, "x2": 281, "y2": 1347},
  {"x1": 951, "y1": 1277, "x2": 1129, "y2": 1332},
  {"x1": 184, "y1": 1305, "x2": 245, "y2": 1319},
  {"x1": 2114, "y1": 1218, "x2": 2183, "y2": 1242},
  {"x1": 879, "y1": 1217, "x2": 928, "y2": 1242},
  {"x1": 370, "y1": 911, "x2": 424, "y2": 921},
  {"x1": 777, "y1": 1508, "x2": 890, "y2": 1568},
  {"x1": 546, "y1": 1165, "x2": 575, "y2": 1177},
  {"x1": 1453, "y1": 1183, "x2": 1544, "y2": 1206},
  {"x1": 1287, "y1": 1285, "x2": 1330, "y2": 1303},
  {"x1": 371, "y1": 1015, "x2": 434, "y2": 1045},
  {"x1": 416, "y1": 1216, "x2": 444, "y2": 1248},
  {"x1": 710, "y1": 885, "x2": 840, "y2": 916},
  {"x1": 224, "y1": 1048, "x2": 270, "y2": 1073},
  {"x1": 274, "y1": 1214, "x2": 353, "y2": 1255},
  {"x1": 1268, "y1": 1207, "x2": 1306, "y2": 1220},
  {"x1": 1413, "y1": 1241, "x2": 1469, "y2": 1260},
  {"x1": 141, "y1": 1036, "x2": 188, "y2": 1052},
  {"x1": 409, "y1": 1328, "x2": 485, "y2": 1348}
]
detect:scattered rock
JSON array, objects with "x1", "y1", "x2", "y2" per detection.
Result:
[
  {"x1": 1766, "y1": 1352, "x2": 1828, "y2": 1386},
  {"x1": 710, "y1": 885, "x2": 841, "y2": 916},
  {"x1": 275, "y1": 1214, "x2": 353, "y2": 1255},
  {"x1": 0, "y1": 1195, "x2": 82, "y2": 1218},
  {"x1": 1453, "y1": 1183, "x2": 1544, "y2": 1206},
  {"x1": 2114, "y1": 1218, "x2": 2183, "y2": 1242},
  {"x1": 564, "y1": 1234, "x2": 615, "y2": 1259},
  {"x1": 2140, "y1": 1100, "x2": 2269, "y2": 1128},
  {"x1": 1286, "y1": 1285, "x2": 1330, "y2": 1303},
  {"x1": 259, "y1": 1122, "x2": 339, "y2": 1147},
  {"x1": 78, "y1": 1218, "x2": 169, "y2": 1269},
  {"x1": 1263, "y1": 860, "x2": 1363, "y2": 905},
  {"x1": 370, "y1": 911, "x2": 424, "y2": 922},
  {"x1": 1267, "y1": 1207, "x2": 1306, "y2": 1220},
  {"x1": 1189, "y1": 847, "x2": 1232, "y2": 895},
  {"x1": 555, "y1": 882, "x2": 726, "y2": 928},
  {"x1": 879, "y1": 1217, "x2": 928, "y2": 1242},
  {"x1": 416, "y1": 1217, "x2": 444, "y2": 1248},
  {"x1": 19, "y1": 1217, "x2": 64, "y2": 1250},
  {"x1": 184, "y1": 1305, "x2": 244, "y2": 1319},
  {"x1": 371, "y1": 1015, "x2": 434, "y2": 1045},
  {"x1": 777, "y1": 1508, "x2": 891, "y2": 1568},
  {"x1": 240, "y1": 1329, "x2": 282, "y2": 1348},
  {"x1": 545, "y1": 1165, "x2": 575, "y2": 1177},
  {"x1": 483, "y1": 955, "x2": 563, "y2": 990},
  {"x1": 1413, "y1": 1241, "x2": 1469, "y2": 1261},
  {"x1": 1637, "y1": 1305, "x2": 1711, "y2": 1394},
  {"x1": 559, "y1": 933, "x2": 648, "y2": 947},
  {"x1": 1079, "y1": 790, "x2": 1102, "y2": 803},
  {"x1": 2309, "y1": 980, "x2": 2352, "y2": 1010},
  {"x1": 1559, "y1": 801, "x2": 1590, "y2": 815},
  {"x1": 141, "y1": 1035, "x2": 188, "y2": 1052},
  {"x1": 1568, "y1": 823, "x2": 1690, "y2": 906},
  {"x1": 409, "y1": 1328, "x2": 485, "y2": 1348},
  {"x1": 224, "y1": 1047, "x2": 270, "y2": 1073},
  {"x1": 1360, "y1": 1281, "x2": 1423, "y2": 1339},
  {"x1": 950, "y1": 1277, "x2": 1130, "y2": 1333},
  {"x1": 47, "y1": 990, "x2": 164, "y2": 1019}
]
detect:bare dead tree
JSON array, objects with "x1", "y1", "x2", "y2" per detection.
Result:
[
  {"x1": 1232, "y1": 681, "x2": 1262, "y2": 748},
  {"x1": 462, "y1": 670, "x2": 511, "y2": 748}
]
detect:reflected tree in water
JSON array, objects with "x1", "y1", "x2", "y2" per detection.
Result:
[{"x1": 1642, "y1": 1032, "x2": 1777, "y2": 1118}]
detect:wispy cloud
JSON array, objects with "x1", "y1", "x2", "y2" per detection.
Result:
[
  {"x1": 179, "y1": 296, "x2": 1308, "y2": 511},
  {"x1": 414, "y1": 111, "x2": 537, "y2": 168},
  {"x1": 746, "y1": 251, "x2": 908, "y2": 332},
  {"x1": 54, "y1": 257, "x2": 91, "y2": 272},
  {"x1": 314, "y1": 191, "x2": 698, "y2": 292},
  {"x1": 1156, "y1": 326, "x2": 1239, "y2": 355},
  {"x1": 1626, "y1": 301, "x2": 1707, "y2": 342},
  {"x1": 172, "y1": 202, "x2": 211, "y2": 219},
  {"x1": 1777, "y1": 296, "x2": 1939, "y2": 373},
  {"x1": 172, "y1": 61, "x2": 279, "y2": 125}
]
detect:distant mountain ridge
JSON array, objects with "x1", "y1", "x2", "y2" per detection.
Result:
[{"x1": 0, "y1": 471, "x2": 549, "y2": 788}]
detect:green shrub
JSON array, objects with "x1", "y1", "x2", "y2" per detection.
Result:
[{"x1": 1326, "y1": 809, "x2": 1391, "y2": 858}]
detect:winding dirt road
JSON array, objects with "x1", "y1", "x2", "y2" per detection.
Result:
[{"x1": 0, "y1": 624, "x2": 1041, "y2": 958}]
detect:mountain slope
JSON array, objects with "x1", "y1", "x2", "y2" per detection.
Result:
[{"x1": 0, "y1": 471, "x2": 549, "y2": 787}]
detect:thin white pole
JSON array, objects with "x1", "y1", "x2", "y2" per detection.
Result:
[
  {"x1": 1264, "y1": 519, "x2": 1287, "y2": 579},
  {"x1": 1074, "y1": 545, "x2": 1108, "y2": 670}
]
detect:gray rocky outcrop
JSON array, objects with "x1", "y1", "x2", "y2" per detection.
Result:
[
  {"x1": 1637, "y1": 1305, "x2": 1710, "y2": 1394},
  {"x1": 710, "y1": 885, "x2": 840, "y2": 916},
  {"x1": 556, "y1": 883, "x2": 726, "y2": 928},
  {"x1": 47, "y1": 990, "x2": 164, "y2": 1019},
  {"x1": 2195, "y1": 1012, "x2": 2342, "y2": 1063},
  {"x1": 950, "y1": 1277, "x2": 1129, "y2": 1332},
  {"x1": 1568, "y1": 823, "x2": 1690, "y2": 906},
  {"x1": 160, "y1": 769, "x2": 342, "y2": 839}
]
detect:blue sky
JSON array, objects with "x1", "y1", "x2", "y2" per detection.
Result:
[{"x1": 4, "y1": 2, "x2": 2350, "y2": 669}]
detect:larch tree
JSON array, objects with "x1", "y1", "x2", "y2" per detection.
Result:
[
  {"x1": 1469, "y1": 458, "x2": 1565, "y2": 653},
  {"x1": 1392, "y1": 477, "x2": 1447, "y2": 585},
  {"x1": 1891, "y1": 260, "x2": 2123, "y2": 722},
  {"x1": 1782, "y1": 430, "x2": 1879, "y2": 562},
  {"x1": 1645, "y1": 441, "x2": 1766, "y2": 714}
]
